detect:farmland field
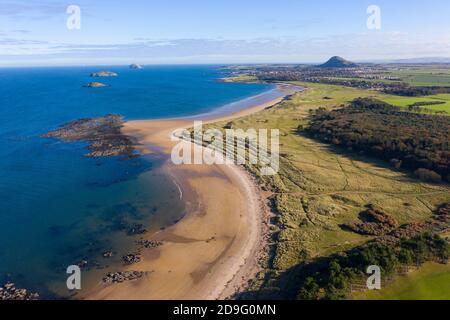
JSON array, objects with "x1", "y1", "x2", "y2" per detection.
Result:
[
  {"x1": 380, "y1": 94, "x2": 450, "y2": 113},
  {"x1": 388, "y1": 66, "x2": 450, "y2": 87}
]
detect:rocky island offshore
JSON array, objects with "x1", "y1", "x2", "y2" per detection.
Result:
[
  {"x1": 83, "y1": 82, "x2": 108, "y2": 88},
  {"x1": 90, "y1": 71, "x2": 118, "y2": 77},
  {"x1": 42, "y1": 114, "x2": 138, "y2": 159}
]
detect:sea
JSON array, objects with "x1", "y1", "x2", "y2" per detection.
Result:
[{"x1": 0, "y1": 65, "x2": 278, "y2": 298}]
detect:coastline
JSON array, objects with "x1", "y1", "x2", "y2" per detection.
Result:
[{"x1": 82, "y1": 84, "x2": 302, "y2": 300}]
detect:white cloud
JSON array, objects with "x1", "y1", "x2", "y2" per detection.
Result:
[{"x1": 1, "y1": 32, "x2": 450, "y2": 66}]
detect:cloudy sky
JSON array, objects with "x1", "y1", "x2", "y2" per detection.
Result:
[{"x1": 1, "y1": 0, "x2": 450, "y2": 66}]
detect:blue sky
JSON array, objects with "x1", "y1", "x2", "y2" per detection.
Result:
[{"x1": 1, "y1": 0, "x2": 450, "y2": 66}]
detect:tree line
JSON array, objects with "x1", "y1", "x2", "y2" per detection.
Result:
[
  {"x1": 304, "y1": 98, "x2": 450, "y2": 183},
  {"x1": 297, "y1": 232, "x2": 449, "y2": 300}
]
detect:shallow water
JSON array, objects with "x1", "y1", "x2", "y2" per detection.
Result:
[{"x1": 0, "y1": 65, "x2": 272, "y2": 297}]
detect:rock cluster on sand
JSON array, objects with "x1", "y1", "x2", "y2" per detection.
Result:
[
  {"x1": 122, "y1": 253, "x2": 141, "y2": 265},
  {"x1": 102, "y1": 271, "x2": 144, "y2": 284},
  {"x1": 129, "y1": 64, "x2": 143, "y2": 69},
  {"x1": 83, "y1": 82, "x2": 107, "y2": 88},
  {"x1": 42, "y1": 114, "x2": 138, "y2": 159},
  {"x1": 0, "y1": 282, "x2": 39, "y2": 300},
  {"x1": 136, "y1": 240, "x2": 163, "y2": 248},
  {"x1": 90, "y1": 71, "x2": 118, "y2": 77}
]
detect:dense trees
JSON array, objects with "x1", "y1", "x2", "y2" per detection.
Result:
[
  {"x1": 383, "y1": 86, "x2": 450, "y2": 97},
  {"x1": 296, "y1": 233, "x2": 449, "y2": 300},
  {"x1": 305, "y1": 98, "x2": 450, "y2": 183}
]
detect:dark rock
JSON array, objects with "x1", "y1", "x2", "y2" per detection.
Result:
[
  {"x1": 127, "y1": 224, "x2": 147, "y2": 236},
  {"x1": 0, "y1": 282, "x2": 39, "y2": 300},
  {"x1": 122, "y1": 253, "x2": 141, "y2": 265},
  {"x1": 102, "y1": 251, "x2": 114, "y2": 258},
  {"x1": 136, "y1": 240, "x2": 163, "y2": 249},
  {"x1": 102, "y1": 271, "x2": 144, "y2": 284},
  {"x1": 77, "y1": 259, "x2": 89, "y2": 269},
  {"x1": 42, "y1": 115, "x2": 139, "y2": 159}
]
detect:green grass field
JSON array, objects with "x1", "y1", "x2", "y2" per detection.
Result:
[
  {"x1": 223, "y1": 74, "x2": 259, "y2": 83},
  {"x1": 380, "y1": 94, "x2": 450, "y2": 113},
  {"x1": 354, "y1": 263, "x2": 450, "y2": 300}
]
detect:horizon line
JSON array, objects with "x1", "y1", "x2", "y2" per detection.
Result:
[{"x1": 2, "y1": 55, "x2": 450, "y2": 69}]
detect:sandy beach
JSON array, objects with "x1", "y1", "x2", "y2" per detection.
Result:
[{"x1": 83, "y1": 84, "x2": 301, "y2": 300}]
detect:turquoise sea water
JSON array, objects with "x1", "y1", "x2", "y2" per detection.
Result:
[{"x1": 0, "y1": 65, "x2": 272, "y2": 297}]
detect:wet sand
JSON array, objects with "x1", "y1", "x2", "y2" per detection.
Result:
[{"x1": 83, "y1": 84, "x2": 301, "y2": 300}]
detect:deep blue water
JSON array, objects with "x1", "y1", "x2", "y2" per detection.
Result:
[{"x1": 0, "y1": 65, "x2": 272, "y2": 297}]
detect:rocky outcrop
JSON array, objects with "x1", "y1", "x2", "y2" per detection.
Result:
[
  {"x1": 127, "y1": 223, "x2": 147, "y2": 236},
  {"x1": 90, "y1": 71, "x2": 118, "y2": 77},
  {"x1": 129, "y1": 64, "x2": 143, "y2": 69},
  {"x1": 83, "y1": 82, "x2": 107, "y2": 88},
  {"x1": 0, "y1": 282, "x2": 39, "y2": 300},
  {"x1": 136, "y1": 240, "x2": 163, "y2": 249},
  {"x1": 102, "y1": 271, "x2": 145, "y2": 284},
  {"x1": 42, "y1": 115, "x2": 139, "y2": 159},
  {"x1": 102, "y1": 251, "x2": 114, "y2": 258},
  {"x1": 122, "y1": 253, "x2": 141, "y2": 265}
]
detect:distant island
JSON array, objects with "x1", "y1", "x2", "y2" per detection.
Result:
[
  {"x1": 130, "y1": 64, "x2": 143, "y2": 69},
  {"x1": 317, "y1": 56, "x2": 359, "y2": 68},
  {"x1": 90, "y1": 71, "x2": 118, "y2": 77},
  {"x1": 83, "y1": 82, "x2": 107, "y2": 88}
]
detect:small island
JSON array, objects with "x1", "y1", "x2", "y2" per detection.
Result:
[
  {"x1": 83, "y1": 82, "x2": 108, "y2": 88},
  {"x1": 90, "y1": 71, "x2": 118, "y2": 77},
  {"x1": 129, "y1": 64, "x2": 143, "y2": 69}
]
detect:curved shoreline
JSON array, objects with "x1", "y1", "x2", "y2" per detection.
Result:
[{"x1": 83, "y1": 84, "x2": 302, "y2": 300}]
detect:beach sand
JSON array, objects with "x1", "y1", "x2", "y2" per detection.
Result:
[{"x1": 82, "y1": 85, "x2": 301, "y2": 300}]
